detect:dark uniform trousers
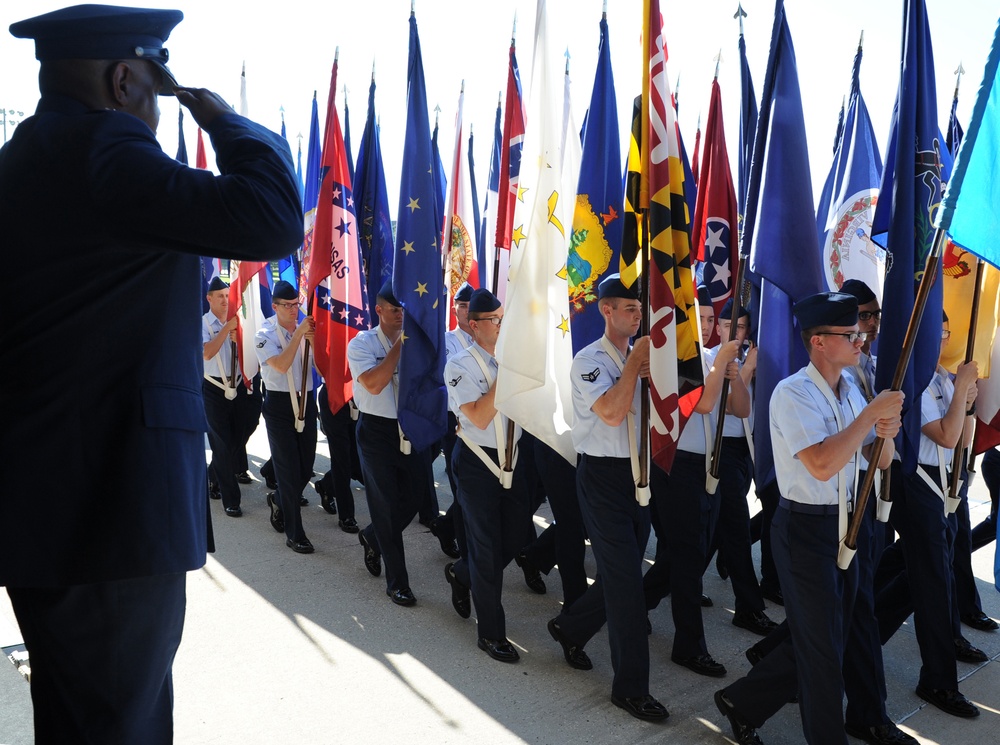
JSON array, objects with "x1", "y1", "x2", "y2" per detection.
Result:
[
  {"x1": 713, "y1": 438, "x2": 765, "y2": 615},
  {"x1": 522, "y1": 438, "x2": 588, "y2": 606},
  {"x1": 754, "y1": 480, "x2": 782, "y2": 598},
  {"x1": 555, "y1": 455, "x2": 651, "y2": 699},
  {"x1": 450, "y1": 441, "x2": 529, "y2": 640},
  {"x1": 262, "y1": 390, "x2": 317, "y2": 543},
  {"x1": 234, "y1": 373, "x2": 263, "y2": 473},
  {"x1": 203, "y1": 377, "x2": 242, "y2": 510},
  {"x1": 435, "y1": 411, "x2": 467, "y2": 556},
  {"x1": 643, "y1": 452, "x2": 719, "y2": 659},
  {"x1": 875, "y1": 464, "x2": 958, "y2": 690},
  {"x1": 7, "y1": 573, "x2": 186, "y2": 745},
  {"x1": 356, "y1": 413, "x2": 425, "y2": 593},
  {"x1": 952, "y1": 471, "x2": 985, "y2": 619},
  {"x1": 317, "y1": 386, "x2": 360, "y2": 520},
  {"x1": 726, "y1": 502, "x2": 859, "y2": 744},
  {"x1": 970, "y1": 448, "x2": 999, "y2": 551}
]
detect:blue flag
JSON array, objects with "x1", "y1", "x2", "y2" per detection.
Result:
[
  {"x1": 815, "y1": 41, "x2": 884, "y2": 296},
  {"x1": 748, "y1": 1, "x2": 826, "y2": 489},
  {"x1": 872, "y1": 0, "x2": 944, "y2": 473},
  {"x1": 344, "y1": 90, "x2": 355, "y2": 184},
  {"x1": 467, "y1": 127, "x2": 482, "y2": 288},
  {"x1": 431, "y1": 118, "x2": 447, "y2": 250},
  {"x1": 568, "y1": 15, "x2": 623, "y2": 353},
  {"x1": 355, "y1": 78, "x2": 395, "y2": 319},
  {"x1": 393, "y1": 12, "x2": 447, "y2": 449},
  {"x1": 482, "y1": 100, "x2": 502, "y2": 291},
  {"x1": 175, "y1": 108, "x2": 188, "y2": 165},
  {"x1": 738, "y1": 30, "x2": 758, "y2": 228},
  {"x1": 938, "y1": 18, "x2": 1000, "y2": 269}
]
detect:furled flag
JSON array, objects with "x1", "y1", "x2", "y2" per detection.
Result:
[
  {"x1": 393, "y1": 10, "x2": 448, "y2": 449},
  {"x1": 747, "y1": 1, "x2": 825, "y2": 489},
  {"x1": 343, "y1": 86, "x2": 355, "y2": 184},
  {"x1": 278, "y1": 105, "x2": 299, "y2": 292},
  {"x1": 303, "y1": 53, "x2": 370, "y2": 414},
  {"x1": 239, "y1": 61, "x2": 248, "y2": 117},
  {"x1": 639, "y1": 0, "x2": 703, "y2": 473},
  {"x1": 195, "y1": 127, "x2": 207, "y2": 169},
  {"x1": 815, "y1": 39, "x2": 886, "y2": 299},
  {"x1": 355, "y1": 76, "x2": 394, "y2": 321},
  {"x1": 176, "y1": 108, "x2": 188, "y2": 165},
  {"x1": 495, "y1": 0, "x2": 578, "y2": 463},
  {"x1": 468, "y1": 126, "x2": 483, "y2": 288},
  {"x1": 620, "y1": 96, "x2": 642, "y2": 290},
  {"x1": 691, "y1": 115, "x2": 702, "y2": 186},
  {"x1": 431, "y1": 115, "x2": 447, "y2": 251},
  {"x1": 494, "y1": 36, "x2": 527, "y2": 303},
  {"x1": 482, "y1": 98, "x2": 503, "y2": 293},
  {"x1": 193, "y1": 124, "x2": 220, "y2": 312},
  {"x1": 443, "y1": 85, "x2": 481, "y2": 329},
  {"x1": 691, "y1": 76, "x2": 739, "y2": 348},
  {"x1": 870, "y1": 0, "x2": 944, "y2": 474},
  {"x1": 227, "y1": 259, "x2": 269, "y2": 386},
  {"x1": 297, "y1": 93, "x2": 322, "y2": 293},
  {"x1": 568, "y1": 13, "x2": 623, "y2": 353},
  {"x1": 737, "y1": 16, "x2": 758, "y2": 230},
  {"x1": 936, "y1": 17, "x2": 1000, "y2": 451}
]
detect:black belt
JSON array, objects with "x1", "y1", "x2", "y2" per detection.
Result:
[
  {"x1": 778, "y1": 496, "x2": 852, "y2": 516},
  {"x1": 579, "y1": 453, "x2": 630, "y2": 464},
  {"x1": 359, "y1": 412, "x2": 398, "y2": 424}
]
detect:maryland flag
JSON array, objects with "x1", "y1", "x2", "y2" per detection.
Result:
[{"x1": 627, "y1": 0, "x2": 703, "y2": 473}]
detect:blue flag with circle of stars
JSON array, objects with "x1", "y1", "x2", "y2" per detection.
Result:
[{"x1": 392, "y1": 11, "x2": 448, "y2": 449}]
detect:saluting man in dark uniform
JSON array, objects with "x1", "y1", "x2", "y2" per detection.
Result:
[
  {"x1": 546, "y1": 275, "x2": 669, "y2": 722},
  {"x1": 1, "y1": 5, "x2": 302, "y2": 742},
  {"x1": 716, "y1": 291, "x2": 902, "y2": 745},
  {"x1": 348, "y1": 280, "x2": 425, "y2": 606},
  {"x1": 255, "y1": 280, "x2": 318, "y2": 554}
]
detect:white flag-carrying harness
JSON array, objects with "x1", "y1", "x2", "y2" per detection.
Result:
[{"x1": 600, "y1": 336, "x2": 650, "y2": 506}]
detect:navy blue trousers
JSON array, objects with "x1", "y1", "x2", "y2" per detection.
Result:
[
  {"x1": 316, "y1": 386, "x2": 358, "y2": 520},
  {"x1": 450, "y1": 440, "x2": 528, "y2": 640},
  {"x1": 556, "y1": 455, "x2": 651, "y2": 699},
  {"x1": 203, "y1": 379, "x2": 241, "y2": 510},
  {"x1": 713, "y1": 438, "x2": 764, "y2": 614},
  {"x1": 262, "y1": 390, "x2": 317, "y2": 543},
  {"x1": 8, "y1": 573, "x2": 186, "y2": 745}
]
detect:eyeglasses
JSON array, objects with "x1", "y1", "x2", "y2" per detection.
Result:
[
  {"x1": 858, "y1": 310, "x2": 882, "y2": 322},
  {"x1": 474, "y1": 316, "x2": 503, "y2": 326},
  {"x1": 942, "y1": 329, "x2": 952, "y2": 340},
  {"x1": 274, "y1": 301, "x2": 299, "y2": 310},
  {"x1": 818, "y1": 331, "x2": 868, "y2": 344}
]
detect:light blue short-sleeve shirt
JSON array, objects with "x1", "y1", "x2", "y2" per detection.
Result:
[
  {"x1": 254, "y1": 317, "x2": 315, "y2": 393},
  {"x1": 347, "y1": 328, "x2": 398, "y2": 417},
  {"x1": 202, "y1": 311, "x2": 234, "y2": 378},
  {"x1": 917, "y1": 367, "x2": 955, "y2": 467},
  {"x1": 445, "y1": 343, "x2": 521, "y2": 449},
  {"x1": 571, "y1": 337, "x2": 641, "y2": 458}
]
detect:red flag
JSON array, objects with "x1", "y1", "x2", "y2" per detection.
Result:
[
  {"x1": 227, "y1": 259, "x2": 268, "y2": 387},
  {"x1": 493, "y1": 41, "x2": 526, "y2": 302},
  {"x1": 691, "y1": 78, "x2": 739, "y2": 350},
  {"x1": 691, "y1": 118, "x2": 702, "y2": 187},
  {"x1": 195, "y1": 127, "x2": 207, "y2": 170},
  {"x1": 302, "y1": 56, "x2": 370, "y2": 413}
]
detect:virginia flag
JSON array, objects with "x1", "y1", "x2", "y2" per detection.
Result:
[
  {"x1": 303, "y1": 55, "x2": 370, "y2": 414},
  {"x1": 495, "y1": 0, "x2": 578, "y2": 464},
  {"x1": 568, "y1": 14, "x2": 623, "y2": 353},
  {"x1": 691, "y1": 77, "x2": 739, "y2": 343},
  {"x1": 871, "y1": 0, "x2": 944, "y2": 474},
  {"x1": 393, "y1": 11, "x2": 448, "y2": 449},
  {"x1": 355, "y1": 77, "x2": 394, "y2": 319},
  {"x1": 494, "y1": 40, "x2": 527, "y2": 303},
  {"x1": 748, "y1": 2, "x2": 825, "y2": 489},
  {"x1": 642, "y1": 0, "x2": 703, "y2": 473},
  {"x1": 816, "y1": 40, "x2": 886, "y2": 299},
  {"x1": 443, "y1": 84, "x2": 481, "y2": 328}
]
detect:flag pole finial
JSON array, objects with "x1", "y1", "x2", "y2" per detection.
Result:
[
  {"x1": 511, "y1": 13, "x2": 517, "y2": 45},
  {"x1": 602, "y1": 0, "x2": 607, "y2": 18},
  {"x1": 714, "y1": 49, "x2": 722, "y2": 79},
  {"x1": 410, "y1": 0, "x2": 415, "y2": 17},
  {"x1": 334, "y1": 46, "x2": 339, "y2": 63},
  {"x1": 434, "y1": 103, "x2": 441, "y2": 127},
  {"x1": 734, "y1": 3, "x2": 747, "y2": 36},
  {"x1": 858, "y1": 30, "x2": 864, "y2": 51},
  {"x1": 565, "y1": 47, "x2": 571, "y2": 75},
  {"x1": 954, "y1": 62, "x2": 966, "y2": 99},
  {"x1": 371, "y1": 59, "x2": 376, "y2": 82}
]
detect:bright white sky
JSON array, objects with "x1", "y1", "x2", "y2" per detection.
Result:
[{"x1": 1, "y1": 0, "x2": 996, "y2": 215}]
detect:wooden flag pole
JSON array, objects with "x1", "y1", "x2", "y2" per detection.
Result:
[
  {"x1": 638, "y1": 208, "x2": 651, "y2": 492},
  {"x1": 296, "y1": 294, "x2": 314, "y2": 424},
  {"x1": 947, "y1": 259, "x2": 985, "y2": 501}
]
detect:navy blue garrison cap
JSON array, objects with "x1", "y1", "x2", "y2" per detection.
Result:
[
  {"x1": 839, "y1": 278, "x2": 877, "y2": 305},
  {"x1": 597, "y1": 273, "x2": 639, "y2": 301},
  {"x1": 793, "y1": 291, "x2": 858, "y2": 329},
  {"x1": 468, "y1": 288, "x2": 501, "y2": 314},
  {"x1": 454, "y1": 283, "x2": 474, "y2": 303},
  {"x1": 720, "y1": 297, "x2": 750, "y2": 320},
  {"x1": 696, "y1": 285, "x2": 713, "y2": 308},
  {"x1": 10, "y1": 5, "x2": 183, "y2": 94},
  {"x1": 207, "y1": 276, "x2": 229, "y2": 292},
  {"x1": 272, "y1": 280, "x2": 298, "y2": 301},
  {"x1": 376, "y1": 279, "x2": 401, "y2": 308}
]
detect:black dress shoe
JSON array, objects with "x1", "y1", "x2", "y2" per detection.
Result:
[
  {"x1": 514, "y1": 551, "x2": 546, "y2": 594},
  {"x1": 235, "y1": 471, "x2": 252, "y2": 484},
  {"x1": 428, "y1": 518, "x2": 460, "y2": 559},
  {"x1": 915, "y1": 685, "x2": 979, "y2": 718},
  {"x1": 444, "y1": 562, "x2": 471, "y2": 619},
  {"x1": 338, "y1": 517, "x2": 360, "y2": 534},
  {"x1": 286, "y1": 537, "x2": 315, "y2": 554},
  {"x1": 701, "y1": 593, "x2": 713, "y2": 607},
  {"x1": 954, "y1": 636, "x2": 988, "y2": 663},
  {"x1": 611, "y1": 694, "x2": 669, "y2": 722},
  {"x1": 745, "y1": 644, "x2": 763, "y2": 667},
  {"x1": 716, "y1": 551, "x2": 729, "y2": 580},
  {"x1": 224, "y1": 505, "x2": 243, "y2": 517},
  {"x1": 387, "y1": 587, "x2": 416, "y2": 606},
  {"x1": 715, "y1": 690, "x2": 764, "y2": 744},
  {"x1": 547, "y1": 618, "x2": 592, "y2": 670},
  {"x1": 733, "y1": 610, "x2": 779, "y2": 636},
  {"x1": 761, "y1": 585, "x2": 784, "y2": 606},
  {"x1": 208, "y1": 481, "x2": 222, "y2": 500},
  {"x1": 266, "y1": 492, "x2": 284, "y2": 533},
  {"x1": 845, "y1": 722, "x2": 918, "y2": 745},
  {"x1": 672, "y1": 653, "x2": 727, "y2": 678},
  {"x1": 477, "y1": 637, "x2": 519, "y2": 663},
  {"x1": 359, "y1": 532, "x2": 381, "y2": 577},
  {"x1": 961, "y1": 611, "x2": 999, "y2": 632},
  {"x1": 298, "y1": 496, "x2": 308, "y2": 506},
  {"x1": 315, "y1": 480, "x2": 337, "y2": 515}
]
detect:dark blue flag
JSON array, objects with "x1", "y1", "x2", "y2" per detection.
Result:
[
  {"x1": 344, "y1": 88, "x2": 356, "y2": 184},
  {"x1": 482, "y1": 100, "x2": 502, "y2": 291},
  {"x1": 431, "y1": 118, "x2": 447, "y2": 250},
  {"x1": 467, "y1": 127, "x2": 482, "y2": 288},
  {"x1": 393, "y1": 12, "x2": 447, "y2": 449},
  {"x1": 871, "y1": 0, "x2": 943, "y2": 474},
  {"x1": 738, "y1": 30, "x2": 758, "y2": 228},
  {"x1": 175, "y1": 108, "x2": 188, "y2": 165},
  {"x1": 569, "y1": 15, "x2": 622, "y2": 353},
  {"x1": 355, "y1": 78, "x2": 395, "y2": 321},
  {"x1": 748, "y1": 1, "x2": 826, "y2": 488}
]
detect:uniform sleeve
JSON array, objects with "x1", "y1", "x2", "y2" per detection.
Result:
[
  {"x1": 770, "y1": 381, "x2": 833, "y2": 459},
  {"x1": 447, "y1": 355, "x2": 486, "y2": 415},
  {"x1": 920, "y1": 379, "x2": 943, "y2": 427},
  {"x1": 347, "y1": 335, "x2": 380, "y2": 380},
  {"x1": 572, "y1": 350, "x2": 613, "y2": 414},
  {"x1": 254, "y1": 328, "x2": 280, "y2": 367},
  {"x1": 88, "y1": 112, "x2": 302, "y2": 261},
  {"x1": 202, "y1": 318, "x2": 213, "y2": 345}
]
